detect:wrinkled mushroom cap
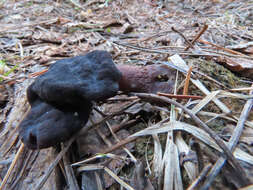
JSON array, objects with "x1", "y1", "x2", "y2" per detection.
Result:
[{"x1": 27, "y1": 50, "x2": 122, "y2": 110}]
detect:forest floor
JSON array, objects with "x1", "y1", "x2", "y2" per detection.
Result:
[{"x1": 0, "y1": 0, "x2": 253, "y2": 189}]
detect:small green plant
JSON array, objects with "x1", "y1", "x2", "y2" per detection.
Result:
[{"x1": 0, "y1": 60, "x2": 20, "y2": 82}]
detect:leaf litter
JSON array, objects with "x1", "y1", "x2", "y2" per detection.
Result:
[{"x1": 0, "y1": 0, "x2": 253, "y2": 190}]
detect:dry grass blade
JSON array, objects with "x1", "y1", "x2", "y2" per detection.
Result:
[
  {"x1": 78, "y1": 164, "x2": 104, "y2": 171},
  {"x1": 201, "y1": 88, "x2": 253, "y2": 189},
  {"x1": 103, "y1": 167, "x2": 134, "y2": 190},
  {"x1": 152, "y1": 134, "x2": 163, "y2": 178},
  {"x1": 190, "y1": 79, "x2": 231, "y2": 114},
  {"x1": 187, "y1": 163, "x2": 212, "y2": 190},
  {"x1": 130, "y1": 121, "x2": 253, "y2": 165},
  {"x1": 163, "y1": 86, "x2": 177, "y2": 190},
  {"x1": 217, "y1": 91, "x2": 253, "y2": 99},
  {"x1": 168, "y1": 53, "x2": 231, "y2": 114},
  {"x1": 174, "y1": 145, "x2": 183, "y2": 190},
  {"x1": 72, "y1": 153, "x2": 130, "y2": 167},
  {"x1": 191, "y1": 90, "x2": 220, "y2": 114},
  {"x1": 197, "y1": 111, "x2": 253, "y2": 129},
  {"x1": 163, "y1": 140, "x2": 174, "y2": 190},
  {"x1": 133, "y1": 92, "x2": 247, "y2": 176},
  {"x1": 230, "y1": 87, "x2": 253, "y2": 92},
  {"x1": 157, "y1": 93, "x2": 203, "y2": 100},
  {"x1": 78, "y1": 165, "x2": 135, "y2": 190},
  {"x1": 175, "y1": 134, "x2": 197, "y2": 181}
]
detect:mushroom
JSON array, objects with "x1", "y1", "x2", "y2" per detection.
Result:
[
  {"x1": 19, "y1": 99, "x2": 91, "y2": 149},
  {"x1": 19, "y1": 50, "x2": 175, "y2": 149}
]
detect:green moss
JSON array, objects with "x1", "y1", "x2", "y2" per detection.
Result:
[{"x1": 188, "y1": 58, "x2": 242, "y2": 89}]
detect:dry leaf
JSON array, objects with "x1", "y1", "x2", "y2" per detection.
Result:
[{"x1": 216, "y1": 57, "x2": 253, "y2": 79}]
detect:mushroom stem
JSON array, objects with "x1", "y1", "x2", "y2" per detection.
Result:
[{"x1": 117, "y1": 64, "x2": 175, "y2": 94}]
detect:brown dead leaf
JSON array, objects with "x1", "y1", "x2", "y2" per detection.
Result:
[{"x1": 216, "y1": 57, "x2": 253, "y2": 79}]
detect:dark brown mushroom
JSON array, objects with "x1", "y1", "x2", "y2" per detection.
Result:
[
  {"x1": 19, "y1": 99, "x2": 92, "y2": 149},
  {"x1": 19, "y1": 50, "x2": 175, "y2": 149}
]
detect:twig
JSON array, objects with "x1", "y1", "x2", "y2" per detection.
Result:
[
  {"x1": 185, "y1": 24, "x2": 208, "y2": 51},
  {"x1": 157, "y1": 92, "x2": 203, "y2": 100},
  {"x1": 0, "y1": 143, "x2": 25, "y2": 190},
  {"x1": 172, "y1": 27, "x2": 194, "y2": 49},
  {"x1": 102, "y1": 136, "x2": 137, "y2": 154},
  {"x1": 30, "y1": 69, "x2": 48, "y2": 77},
  {"x1": 132, "y1": 92, "x2": 248, "y2": 183},
  {"x1": 201, "y1": 49, "x2": 253, "y2": 59},
  {"x1": 198, "y1": 39, "x2": 245, "y2": 56},
  {"x1": 200, "y1": 86, "x2": 253, "y2": 190}
]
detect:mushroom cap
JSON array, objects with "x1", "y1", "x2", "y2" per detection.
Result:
[
  {"x1": 27, "y1": 50, "x2": 122, "y2": 110},
  {"x1": 19, "y1": 99, "x2": 91, "y2": 149}
]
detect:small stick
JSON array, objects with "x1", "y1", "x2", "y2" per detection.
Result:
[
  {"x1": 102, "y1": 136, "x2": 137, "y2": 154},
  {"x1": 198, "y1": 39, "x2": 244, "y2": 56},
  {"x1": 0, "y1": 143, "x2": 25, "y2": 190},
  {"x1": 185, "y1": 24, "x2": 208, "y2": 51},
  {"x1": 157, "y1": 92, "x2": 203, "y2": 100},
  {"x1": 172, "y1": 27, "x2": 194, "y2": 49},
  {"x1": 30, "y1": 69, "x2": 48, "y2": 77}
]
